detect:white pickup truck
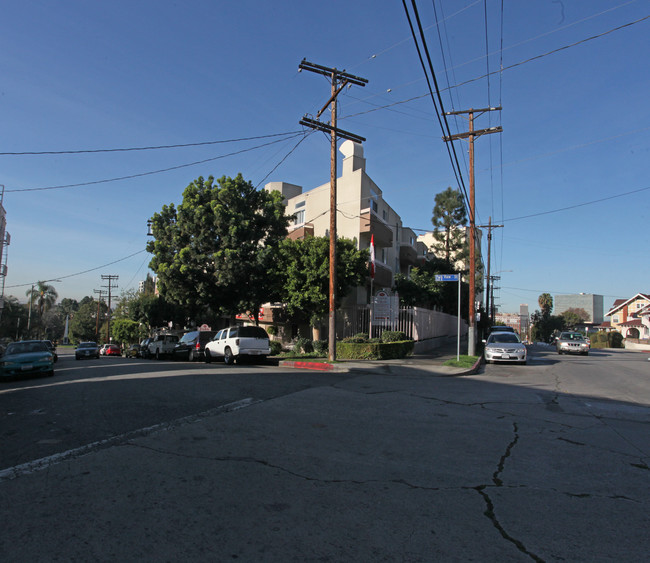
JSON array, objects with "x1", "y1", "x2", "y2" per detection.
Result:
[{"x1": 147, "y1": 334, "x2": 179, "y2": 359}]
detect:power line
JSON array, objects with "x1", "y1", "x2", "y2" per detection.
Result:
[
  {"x1": 6, "y1": 135, "x2": 303, "y2": 193},
  {"x1": 343, "y1": 13, "x2": 650, "y2": 121},
  {"x1": 0, "y1": 131, "x2": 302, "y2": 156},
  {"x1": 5, "y1": 249, "x2": 146, "y2": 289},
  {"x1": 503, "y1": 185, "x2": 650, "y2": 223}
]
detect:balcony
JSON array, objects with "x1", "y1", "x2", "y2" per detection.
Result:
[
  {"x1": 399, "y1": 243, "x2": 419, "y2": 267},
  {"x1": 288, "y1": 223, "x2": 314, "y2": 240},
  {"x1": 359, "y1": 209, "x2": 393, "y2": 247}
]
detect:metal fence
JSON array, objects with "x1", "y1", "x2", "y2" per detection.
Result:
[{"x1": 336, "y1": 305, "x2": 467, "y2": 342}]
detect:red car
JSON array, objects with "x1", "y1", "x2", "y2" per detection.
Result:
[{"x1": 104, "y1": 344, "x2": 122, "y2": 356}]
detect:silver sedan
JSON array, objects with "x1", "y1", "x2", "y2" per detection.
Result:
[{"x1": 483, "y1": 332, "x2": 527, "y2": 365}]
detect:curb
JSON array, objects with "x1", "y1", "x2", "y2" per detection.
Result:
[{"x1": 278, "y1": 360, "x2": 337, "y2": 372}]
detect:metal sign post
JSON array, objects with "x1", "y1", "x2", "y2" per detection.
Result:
[{"x1": 436, "y1": 274, "x2": 461, "y2": 361}]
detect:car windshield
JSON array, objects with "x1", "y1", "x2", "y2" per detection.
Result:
[
  {"x1": 7, "y1": 342, "x2": 48, "y2": 354},
  {"x1": 79, "y1": 342, "x2": 97, "y2": 348},
  {"x1": 561, "y1": 333, "x2": 584, "y2": 341},
  {"x1": 489, "y1": 333, "x2": 520, "y2": 344}
]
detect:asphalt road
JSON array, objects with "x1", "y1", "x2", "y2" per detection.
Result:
[{"x1": 1, "y1": 345, "x2": 648, "y2": 561}]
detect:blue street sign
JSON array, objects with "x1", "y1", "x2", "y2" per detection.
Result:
[{"x1": 435, "y1": 274, "x2": 459, "y2": 282}]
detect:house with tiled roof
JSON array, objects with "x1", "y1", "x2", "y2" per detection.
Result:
[{"x1": 604, "y1": 293, "x2": 650, "y2": 338}]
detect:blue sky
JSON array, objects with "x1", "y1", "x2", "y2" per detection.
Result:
[{"x1": 1, "y1": 0, "x2": 648, "y2": 316}]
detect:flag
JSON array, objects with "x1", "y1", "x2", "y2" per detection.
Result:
[{"x1": 370, "y1": 234, "x2": 375, "y2": 279}]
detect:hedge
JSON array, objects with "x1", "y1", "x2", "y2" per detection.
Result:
[{"x1": 337, "y1": 340, "x2": 414, "y2": 360}]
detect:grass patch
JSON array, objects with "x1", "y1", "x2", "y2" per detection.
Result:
[{"x1": 443, "y1": 355, "x2": 478, "y2": 368}]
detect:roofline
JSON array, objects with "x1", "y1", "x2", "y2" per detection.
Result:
[{"x1": 605, "y1": 292, "x2": 650, "y2": 317}]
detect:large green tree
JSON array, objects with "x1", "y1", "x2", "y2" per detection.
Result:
[
  {"x1": 430, "y1": 187, "x2": 468, "y2": 266},
  {"x1": 69, "y1": 298, "x2": 108, "y2": 343},
  {"x1": 147, "y1": 174, "x2": 290, "y2": 322},
  {"x1": 276, "y1": 236, "x2": 369, "y2": 329}
]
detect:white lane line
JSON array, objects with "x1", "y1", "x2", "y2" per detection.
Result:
[{"x1": 0, "y1": 398, "x2": 260, "y2": 482}]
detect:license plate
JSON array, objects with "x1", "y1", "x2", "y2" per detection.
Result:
[{"x1": 22, "y1": 364, "x2": 33, "y2": 370}]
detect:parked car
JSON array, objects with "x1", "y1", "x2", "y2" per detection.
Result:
[
  {"x1": 173, "y1": 330, "x2": 216, "y2": 362},
  {"x1": 99, "y1": 344, "x2": 111, "y2": 356},
  {"x1": 205, "y1": 325, "x2": 271, "y2": 365},
  {"x1": 139, "y1": 338, "x2": 153, "y2": 358},
  {"x1": 483, "y1": 332, "x2": 527, "y2": 365},
  {"x1": 104, "y1": 344, "x2": 122, "y2": 356},
  {"x1": 75, "y1": 342, "x2": 100, "y2": 360},
  {"x1": 125, "y1": 344, "x2": 141, "y2": 358},
  {"x1": 556, "y1": 332, "x2": 589, "y2": 355},
  {"x1": 0, "y1": 340, "x2": 55, "y2": 379},
  {"x1": 148, "y1": 334, "x2": 180, "y2": 360},
  {"x1": 42, "y1": 340, "x2": 58, "y2": 362}
]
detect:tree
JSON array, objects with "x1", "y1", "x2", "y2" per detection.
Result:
[
  {"x1": 69, "y1": 299, "x2": 108, "y2": 343},
  {"x1": 111, "y1": 318, "x2": 144, "y2": 346},
  {"x1": 0, "y1": 296, "x2": 29, "y2": 340},
  {"x1": 147, "y1": 174, "x2": 290, "y2": 322},
  {"x1": 275, "y1": 236, "x2": 369, "y2": 330},
  {"x1": 538, "y1": 293, "x2": 553, "y2": 319},
  {"x1": 560, "y1": 307, "x2": 589, "y2": 327},
  {"x1": 26, "y1": 281, "x2": 58, "y2": 321},
  {"x1": 430, "y1": 187, "x2": 468, "y2": 266}
]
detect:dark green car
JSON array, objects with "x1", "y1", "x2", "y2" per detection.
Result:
[{"x1": 0, "y1": 340, "x2": 55, "y2": 379}]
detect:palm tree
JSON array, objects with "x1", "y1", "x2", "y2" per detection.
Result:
[
  {"x1": 538, "y1": 293, "x2": 553, "y2": 319},
  {"x1": 26, "y1": 281, "x2": 58, "y2": 322}
]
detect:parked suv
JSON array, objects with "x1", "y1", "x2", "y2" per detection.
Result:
[
  {"x1": 556, "y1": 332, "x2": 589, "y2": 355},
  {"x1": 148, "y1": 334, "x2": 180, "y2": 360},
  {"x1": 173, "y1": 330, "x2": 216, "y2": 362},
  {"x1": 205, "y1": 325, "x2": 270, "y2": 365}
]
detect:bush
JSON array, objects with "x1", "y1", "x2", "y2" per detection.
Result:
[
  {"x1": 337, "y1": 339, "x2": 414, "y2": 360},
  {"x1": 313, "y1": 340, "x2": 328, "y2": 356},
  {"x1": 269, "y1": 341, "x2": 283, "y2": 356},
  {"x1": 381, "y1": 330, "x2": 410, "y2": 343},
  {"x1": 267, "y1": 325, "x2": 278, "y2": 336},
  {"x1": 293, "y1": 337, "x2": 313, "y2": 354}
]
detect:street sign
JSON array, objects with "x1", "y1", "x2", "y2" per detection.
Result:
[{"x1": 435, "y1": 274, "x2": 459, "y2": 282}]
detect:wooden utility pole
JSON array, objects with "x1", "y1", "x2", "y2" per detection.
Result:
[
  {"x1": 101, "y1": 275, "x2": 119, "y2": 343},
  {"x1": 478, "y1": 217, "x2": 503, "y2": 326},
  {"x1": 443, "y1": 107, "x2": 502, "y2": 356},
  {"x1": 93, "y1": 289, "x2": 106, "y2": 340},
  {"x1": 298, "y1": 59, "x2": 367, "y2": 361}
]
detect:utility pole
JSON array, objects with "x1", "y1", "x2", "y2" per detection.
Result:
[
  {"x1": 93, "y1": 289, "x2": 107, "y2": 340},
  {"x1": 101, "y1": 275, "x2": 118, "y2": 343},
  {"x1": 477, "y1": 217, "x2": 503, "y2": 326},
  {"x1": 443, "y1": 107, "x2": 502, "y2": 356},
  {"x1": 27, "y1": 283, "x2": 34, "y2": 335},
  {"x1": 298, "y1": 59, "x2": 367, "y2": 362}
]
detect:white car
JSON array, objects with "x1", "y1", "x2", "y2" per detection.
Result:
[
  {"x1": 205, "y1": 326, "x2": 271, "y2": 365},
  {"x1": 483, "y1": 332, "x2": 527, "y2": 365},
  {"x1": 99, "y1": 344, "x2": 111, "y2": 356}
]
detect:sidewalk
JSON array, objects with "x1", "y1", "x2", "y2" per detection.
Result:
[{"x1": 278, "y1": 337, "x2": 481, "y2": 376}]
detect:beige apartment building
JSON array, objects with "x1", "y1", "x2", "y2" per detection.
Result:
[{"x1": 265, "y1": 140, "x2": 427, "y2": 306}]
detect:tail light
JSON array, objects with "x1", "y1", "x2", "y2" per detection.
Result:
[
  {"x1": 195, "y1": 342, "x2": 201, "y2": 350},
  {"x1": 235, "y1": 338, "x2": 240, "y2": 346}
]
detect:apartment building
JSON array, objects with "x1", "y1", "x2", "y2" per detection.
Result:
[
  {"x1": 265, "y1": 141, "x2": 427, "y2": 306},
  {"x1": 555, "y1": 293, "x2": 604, "y2": 324}
]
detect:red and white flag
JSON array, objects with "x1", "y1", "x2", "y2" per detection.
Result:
[{"x1": 369, "y1": 234, "x2": 375, "y2": 279}]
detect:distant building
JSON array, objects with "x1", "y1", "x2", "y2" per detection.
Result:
[
  {"x1": 554, "y1": 293, "x2": 603, "y2": 324},
  {"x1": 494, "y1": 311, "x2": 524, "y2": 334}
]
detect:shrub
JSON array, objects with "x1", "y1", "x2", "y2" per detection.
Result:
[
  {"x1": 269, "y1": 341, "x2": 283, "y2": 356},
  {"x1": 313, "y1": 339, "x2": 328, "y2": 356},
  {"x1": 342, "y1": 335, "x2": 368, "y2": 344},
  {"x1": 293, "y1": 337, "x2": 313, "y2": 354},
  {"x1": 267, "y1": 325, "x2": 278, "y2": 336},
  {"x1": 381, "y1": 330, "x2": 410, "y2": 343},
  {"x1": 610, "y1": 332, "x2": 624, "y2": 348}
]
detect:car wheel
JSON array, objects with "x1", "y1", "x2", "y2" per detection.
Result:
[
  {"x1": 155, "y1": 350, "x2": 160, "y2": 360},
  {"x1": 188, "y1": 349, "x2": 195, "y2": 362},
  {"x1": 48, "y1": 370, "x2": 54, "y2": 377},
  {"x1": 224, "y1": 347, "x2": 234, "y2": 365},
  {"x1": 205, "y1": 350, "x2": 212, "y2": 364}
]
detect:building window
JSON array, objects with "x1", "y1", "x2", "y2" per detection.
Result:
[
  {"x1": 382, "y1": 209, "x2": 388, "y2": 221},
  {"x1": 371, "y1": 199, "x2": 378, "y2": 212},
  {"x1": 295, "y1": 200, "x2": 305, "y2": 209},
  {"x1": 613, "y1": 315, "x2": 619, "y2": 323},
  {"x1": 294, "y1": 210, "x2": 305, "y2": 225}
]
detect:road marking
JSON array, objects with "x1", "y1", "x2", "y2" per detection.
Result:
[{"x1": 0, "y1": 398, "x2": 260, "y2": 482}]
